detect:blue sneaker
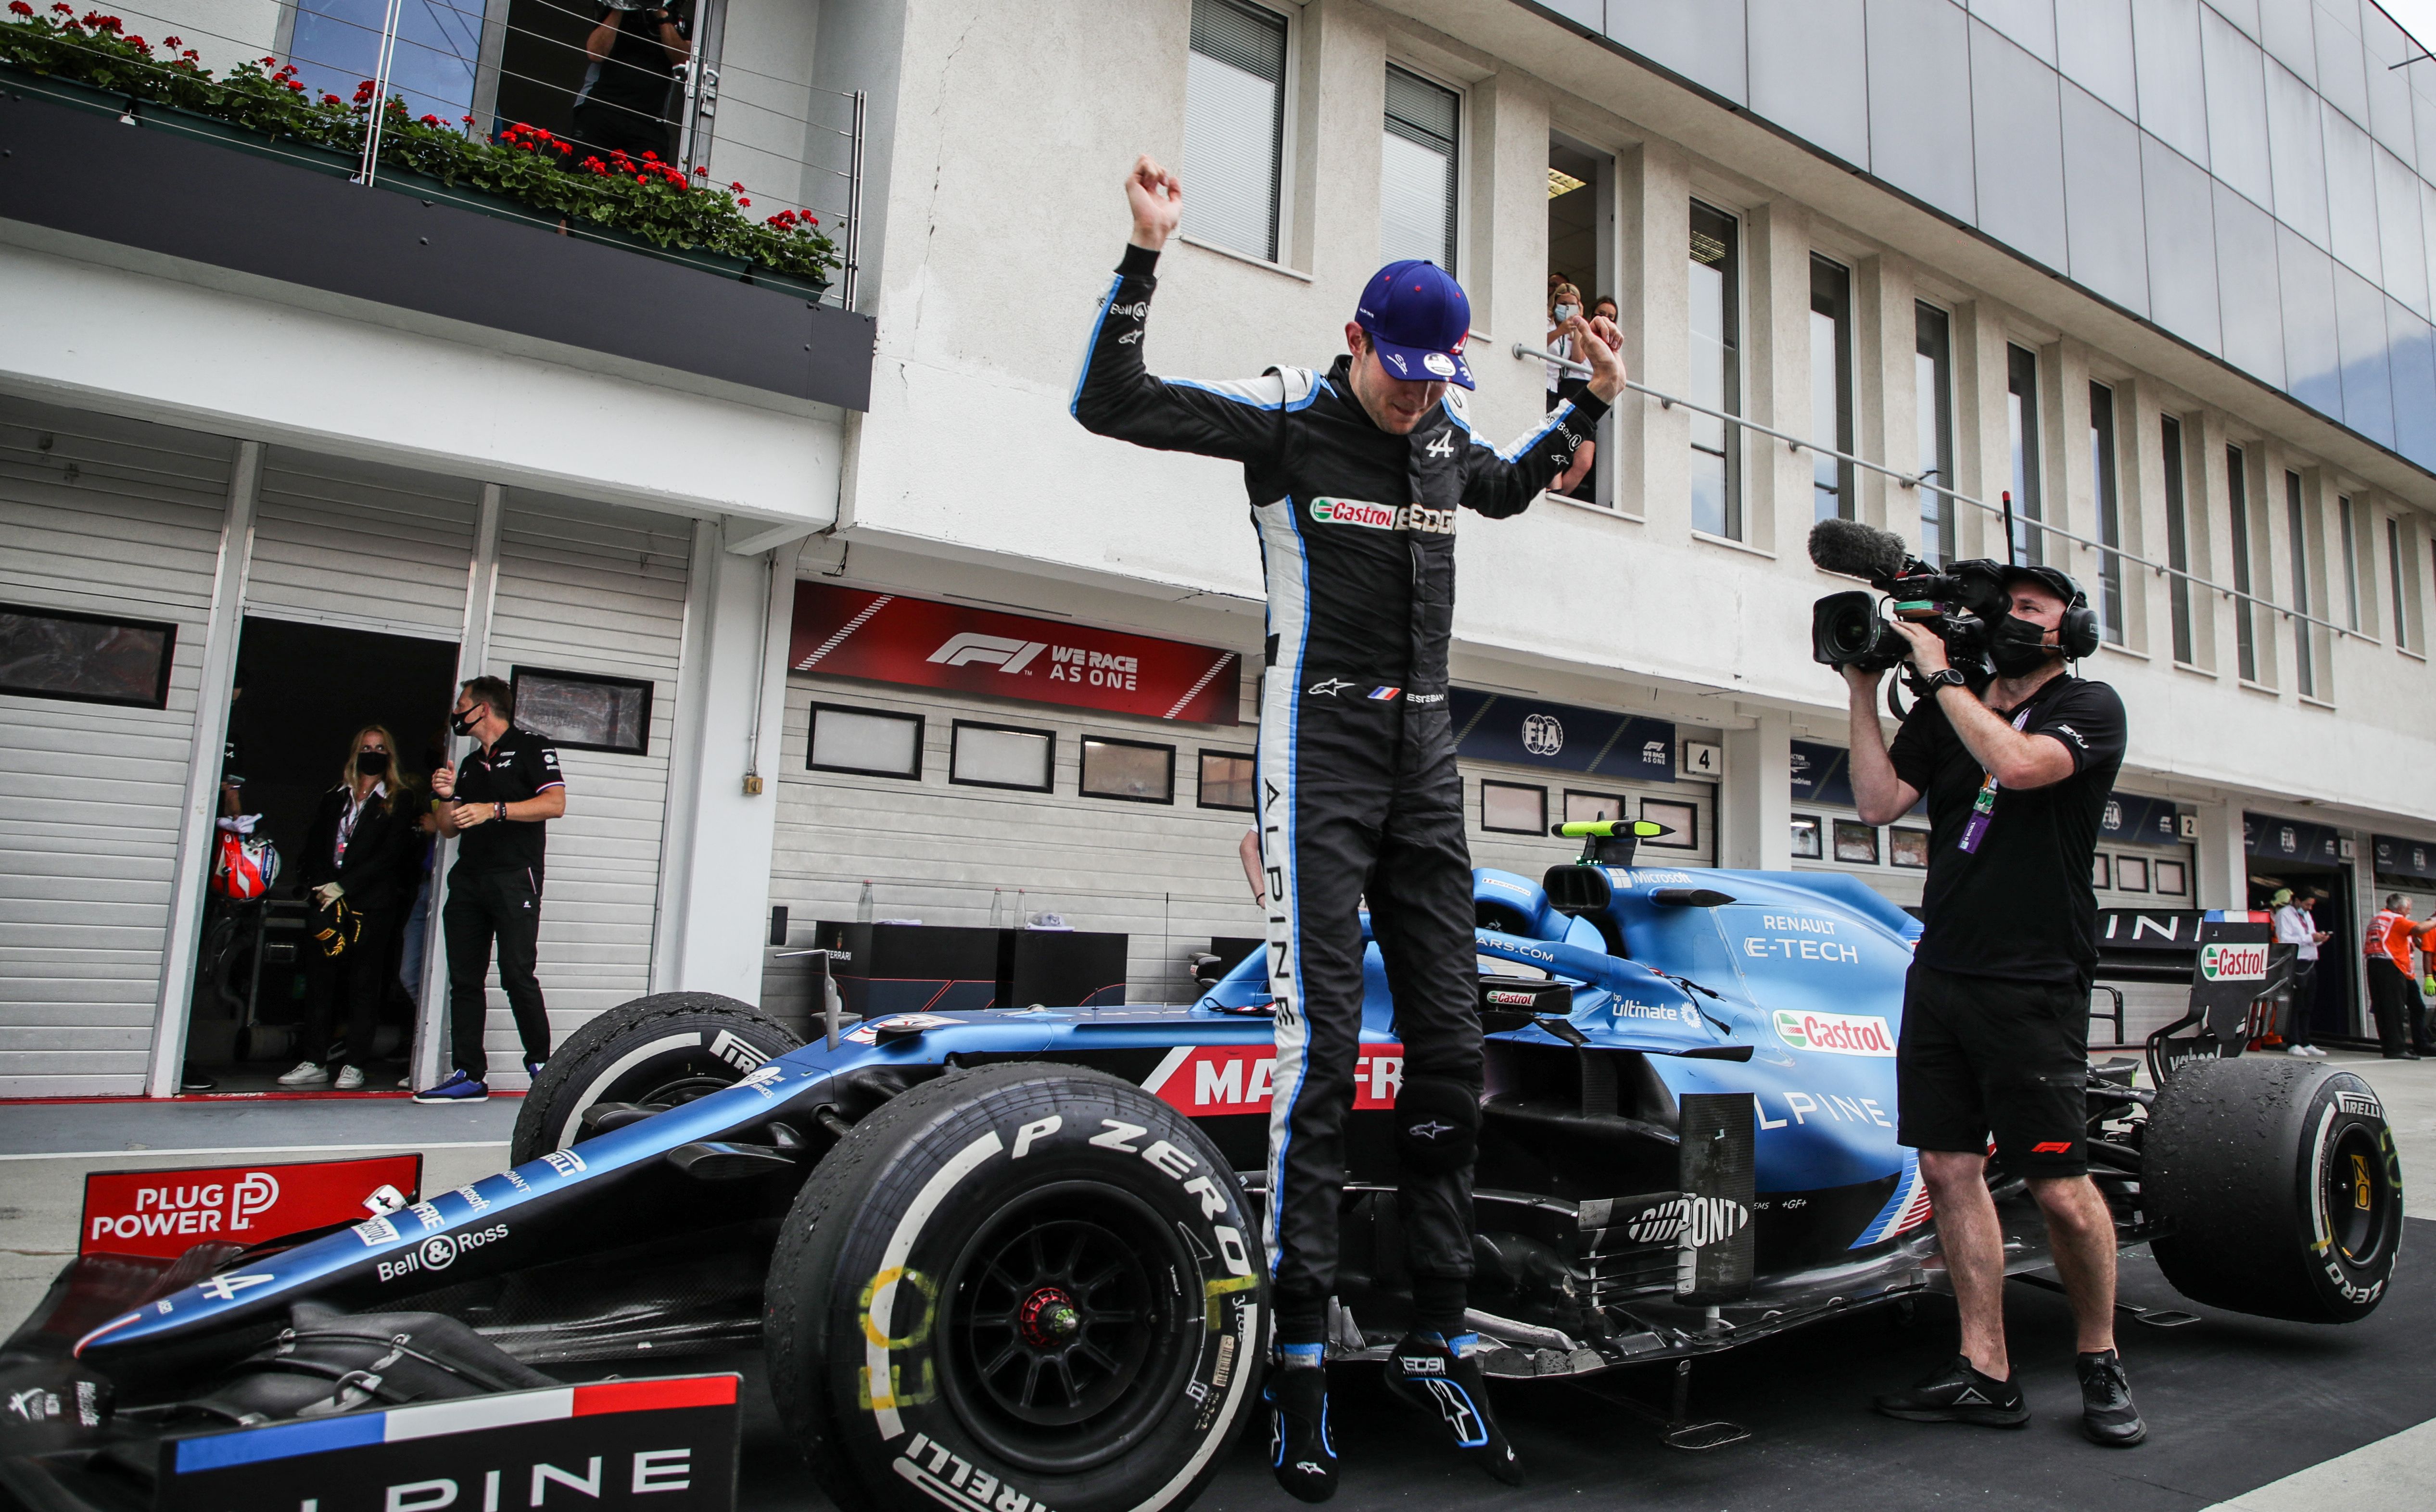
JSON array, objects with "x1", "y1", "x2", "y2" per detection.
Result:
[
  {"x1": 523, "y1": 1058, "x2": 547, "y2": 1079},
  {"x1": 412, "y1": 1070, "x2": 489, "y2": 1104}
]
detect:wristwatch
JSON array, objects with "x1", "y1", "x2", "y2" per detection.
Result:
[
  {"x1": 1923, "y1": 668, "x2": 1968, "y2": 691},
  {"x1": 494, "y1": 801, "x2": 508, "y2": 822}
]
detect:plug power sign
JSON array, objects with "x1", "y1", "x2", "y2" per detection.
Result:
[{"x1": 80, "y1": 1154, "x2": 422, "y2": 1258}]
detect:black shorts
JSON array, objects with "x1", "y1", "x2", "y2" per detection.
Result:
[{"x1": 1896, "y1": 961, "x2": 2090, "y2": 1178}]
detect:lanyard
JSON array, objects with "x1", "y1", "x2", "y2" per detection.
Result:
[{"x1": 1955, "y1": 684, "x2": 2061, "y2": 855}]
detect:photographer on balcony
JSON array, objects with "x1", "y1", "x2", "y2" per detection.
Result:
[
  {"x1": 571, "y1": 0, "x2": 691, "y2": 164},
  {"x1": 1839, "y1": 566, "x2": 2143, "y2": 1448}
]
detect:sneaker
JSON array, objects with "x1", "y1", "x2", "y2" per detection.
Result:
[
  {"x1": 276, "y1": 1060, "x2": 331, "y2": 1086},
  {"x1": 2077, "y1": 1349, "x2": 2146, "y2": 1447},
  {"x1": 2309, "y1": 1046, "x2": 2331, "y2": 1058},
  {"x1": 412, "y1": 1070, "x2": 489, "y2": 1103},
  {"x1": 1872, "y1": 1355, "x2": 2030, "y2": 1427},
  {"x1": 523, "y1": 1058, "x2": 548, "y2": 1079},
  {"x1": 179, "y1": 1066, "x2": 218, "y2": 1092},
  {"x1": 333, "y1": 1065, "x2": 366, "y2": 1090},
  {"x1": 1265, "y1": 1359, "x2": 1337, "y2": 1503},
  {"x1": 1382, "y1": 1333, "x2": 1523, "y2": 1485},
  {"x1": 2287, "y1": 1043, "x2": 2315, "y2": 1057}
]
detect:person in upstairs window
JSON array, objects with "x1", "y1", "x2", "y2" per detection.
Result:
[
  {"x1": 1073, "y1": 153, "x2": 1625, "y2": 1500},
  {"x1": 1841, "y1": 566, "x2": 2145, "y2": 1449},
  {"x1": 414, "y1": 677, "x2": 567, "y2": 1104},
  {"x1": 279, "y1": 726, "x2": 419, "y2": 1091},
  {"x1": 570, "y1": 0, "x2": 691, "y2": 163}
]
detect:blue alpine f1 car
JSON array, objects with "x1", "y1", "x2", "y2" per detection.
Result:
[{"x1": 0, "y1": 825, "x2": 2403, "y2": 1512}]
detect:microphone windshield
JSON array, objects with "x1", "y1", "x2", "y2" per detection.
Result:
[{"x1": 1807, "y1": 517, "x2": 1910, "y2": 582}]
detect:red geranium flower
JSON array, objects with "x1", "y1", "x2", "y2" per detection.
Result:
[
  {"x1": 420, "y1": 113, "x2": 439, "y2": 125},
  {"x1": 10, "y1": 3, "x2": 37, "y2": 16},
  {"x1": 48, "y1": 3, "x2": 72, "y2": 13},
  {"x1": 692, "y1": 164, "x2": 707, "y2": 176},
  {"x1": 322, "y1": 94, "x2": 341, "y2": 105},
  {"x1": 737, "y1": 197, "x2": 749, "y2": 206}
]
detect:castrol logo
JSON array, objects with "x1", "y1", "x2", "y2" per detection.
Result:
[
  {"x1": 1773, "y1": 1009, "x2": 1896, "y2": 1057},
  {"x1": 2199, "y1": 942, "x2": 2269, "y2": 982}
]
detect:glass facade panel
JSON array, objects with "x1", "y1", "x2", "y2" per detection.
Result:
[
  {"x1": 2339, "y1": 492, "x2": 2361, "y2": 629},
  {"x1": 2389, "y1": 299, "x2": 2436, "y2": 472},
  {"x1": 2218, "y1": 0, "x2": 2262, "y2": 40},
  {"x1": 2203, "y1": 10, "x2": 2276, "y2": 209},
  {"x1": 1973, "y1": 21, "x2": 2071, "y2": 271},
  {"x1": 2229, "y1": 446, "x2": 2258, "y2": 680},
  {"x1": 1750, "y1": 0, "x2": 1869, "y2": 166},
  {"x1": 1689, "y1": 202, "x2": 1742, "y2": 539},
  {"x1": 2217, "y1": 179, "x2": 2290, "y2": 386},
  {"x1": 2333, "y1": 261, "x2": 2397, "y2": 445},
  {"x1": 2362, "y1": 7, "x2": 2419, "y2": 165},
  {"x1": 2268, "y1": 59, "x2": 2333, "y2": 247},
  {"x1": 290, "y1": 0, "x2": 479, "y2": 125},
  {"x1": 2258, "y1": 0, "x2": 2318, "y2": 86},
  {"x1": 2132, "y1": 0, "x2": 2209, "y2": 167},
  {"x1": 2279, "y1": 224, "x2": 2344, "y2": 414},
  {"x1": 1607, "y1": 1, "x2": 1749, "y2": 104},
  {"x1": 2057, "y1": 0, "x2": 2137, "y2": 117},
  {"x1": 2312, "y1": 1, "x2": 2370, "y2": 128},
  {"x1": 2323, "y1": 103, "x2": 2384, "y2": 280},
  {"x1": 2375, "y1": 147, "x2": 2429, "y2": 316},
  {"x1": 1916, "y1": 302, "x2": 1957, "y2": 565},
  {"x1": 2285, "y1": 469, "x2": 2313, "y2": 698},
  {"x1": 2145, "y1": 135, "x2": 2223, "y2": 351},
  {"x1": 1811, "y1": 256, "x2": 1855, "y2": 519},
  {"x1": 1970, "y1": 0, "x2": 2057, "y2": 65},
  {"x1": 1868, "y1": 0, "x2": 1978, "y2": 220},
  {"x1": 2416, "y1": 81, "x2": 2436, "y2": 178},
  {"x1": 2162, "y1": 413, "x2": 2195, "y2": 663},
  {"x1": 2008, "y1": 344, "x2": 2044, "y2": 564},
  {"x1": 2091, "y1": 382, "x2": 2125, "y2": 643},
  {"x1": 2063, "y1": 83, "x2": 2153, "y2": 314}
]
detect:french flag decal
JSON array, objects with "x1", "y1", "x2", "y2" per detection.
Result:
[{"x1": 1848, "y1": 1148, "x2": 1934, "y2": 1248}]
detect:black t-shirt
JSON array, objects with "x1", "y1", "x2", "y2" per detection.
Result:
[
  {"x1": 451, "y1": 726, "x2": 564, "y2": 875},
  {"x1": 1888, "y1": 673, "x2": 2127, "y2": 984},
  {"x1": 584, "y1": 6, "x2": 685, "y2": 118}
]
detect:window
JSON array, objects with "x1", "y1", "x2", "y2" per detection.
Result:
[
  {"x1": 1381, "y1": 65, "x2": 1458, "y2": 270},
  {"x1": 1480, "y1": 781, "x2": 1545, "y2": 834},
  {"x1": 2338, "y1": 495, "x2": 2361, "y2": 632},
  {"x1": 2162, "y1": 415, "x2": 2194, "y2": 663},
  {"x1": 2007, "y1": 345, "x2": 2043, "y2": 565},
  {"x1": 2230, "y1": 447, "x2": 2258, "y2": 680},
  {"x1": 1890, "y1": 828, "x2": 1930, "y2": 869},
  {"x1": 1790, "y1": 814, "x2": 1824, "y2": 859},
  {"x1": 951, "y1": 721, "x2": 1054, "y2": 792},
  {"x1": 2391, "y1": 516, "x2": 2412, "y2": 651},
  {"x1": 2285, "y1": 472, "x2": 2313, "y2": 698},
  {"x1": 1184, "y1": 0, "x2": 1289, "y2": 263},
  {"x1": 2117, "y1": 855, "x2": 2150, "y2": 892},
  {"x1": 2089, "y1": 383, "x2": 2123, "y2": 645},
  {"x1": 1810, "y1": 257, "x2": 1854, "y2": 522},
  {"x1": 510, "y1": 667, "x2": 650, "y2": 754},
  {"x1": 0, "y1": 604, "x2": 176, "y2": 708},
  {"x1": 1198, "y1": 750, "x2": 1256, "y2": 810},
  {"x1": 1639, "y1": 798, "x2": 1699, "y2": 850},
  {"x1": 808, "y1": 703, "x2": 924, "y2": 778},
  {"x1": 1689, "y1": 201, "x2": 1742, "y2": 539},
  {"x1": 1915, "y1": 303, "x2": 1955, "y2": 565},
  {"x1": 2092, "y1": 854, "x2": 2113, "y2": 889},
  {"x1": 1833, "y1": 819, "x2": 1879, "y2": 865},
  {"x1": 1080, "y1": 738, "x2": 1174, "y2": 803},
  {"x1": 1563, "y1": 790, "x2": 1624, "y2": 824},
  {"x1": 2154, "y1": 858, "x2": 2188, "y2": 896}
]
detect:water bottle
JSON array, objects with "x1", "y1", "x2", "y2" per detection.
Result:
[
  {"x1": 856, "y1": 880, "x2": 875, "y2": 925},
  {"x1": 990, "y1": 887, "x2": 1007, "y2": 929}
]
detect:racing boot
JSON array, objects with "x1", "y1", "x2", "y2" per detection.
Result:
[
  {"x1": 1264, "y1": 1347, "x2": 1336, "y2": 1503},
  {"x1": 2076, "y1": 1349, "x2": 2146, "y2": 1447},
  {"x1": 1382, "y1": 1333, "x2": 1523, "y2": 1485},
  {"x1": 1872, "y1": 1354, "x2": 2030, "y2": 1427}
]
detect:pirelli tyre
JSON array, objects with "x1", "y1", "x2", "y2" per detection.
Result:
[
  {"x1": 765, "y1": 1062, "x2": 1263, "y2": 1512},
  {"x1": 509, "y1": 992, "x2": 802, "y2": 1163},
  {"x1": 2144, "y1": 1057, "x2": 2403, "y2": 1323}
]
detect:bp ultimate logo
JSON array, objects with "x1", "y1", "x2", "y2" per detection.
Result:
[{"x1": 2198, "y1": 942, "x2": 2269, "y2": 982}]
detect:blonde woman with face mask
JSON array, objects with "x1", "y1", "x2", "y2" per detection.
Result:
[{"x1": 278, "y1": 725, "x2": 420, "y2": 1090}]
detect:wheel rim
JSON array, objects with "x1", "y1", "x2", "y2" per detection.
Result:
[
  {"x1": 2320, "y1": 1123, "x2": 2395, "y2": 1269},
  {"x1": 940, "y1": 1181, "x2": 1193, "y2": 1473}
]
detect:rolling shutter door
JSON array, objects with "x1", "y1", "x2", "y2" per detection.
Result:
[
  {"x1": 479, "y1": 491, "x2": 690, "y2": 1062},
  {"x1": 246, "y1": 449, "x2": 479, "y2": 639},
  {"x1": 0, "y1": 396, "x2": 235, "y2": 1096}
]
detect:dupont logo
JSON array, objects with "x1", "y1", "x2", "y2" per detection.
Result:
[
  {"x1": 2198, "y1": 942, "x2": 2269, "y2": 982},
  {"x1": 1773, "y1": 1009, "x2": 1896, "y2": 1057}
]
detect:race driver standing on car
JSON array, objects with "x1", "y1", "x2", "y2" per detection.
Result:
[
  {"x1": 1841, "y1": 567, "x2": 2144, "y2": 1448},
  {"x1": 1073, "y1": 154, "x2": 1624, "y2": 1499}
]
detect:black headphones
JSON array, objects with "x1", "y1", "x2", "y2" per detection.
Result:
[{"x1": 2005, "y1": 565, "x2": 2100, "y2": 660}]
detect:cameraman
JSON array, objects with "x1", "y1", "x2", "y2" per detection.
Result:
[{"x1": 1841, "y1": 567, "x2": 2143, "y2": 1448}]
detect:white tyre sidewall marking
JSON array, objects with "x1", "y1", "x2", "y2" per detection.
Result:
[
  {"x1": 1134, "y1": 1298, "x2": 1259, "y2": 1512},
  {"x1": 868, "y1": 1130, "x2": 1006, "y2": 1441},
  {"x1": 557, "y1": 1032, "x2": 705, "y2": 1150}
]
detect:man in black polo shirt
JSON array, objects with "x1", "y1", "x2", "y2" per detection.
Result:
[
  {"x1": 1841, "y1": 566, "x2": 2144, "y2": 1449},
  {"x1": 414, "y1": 676, "x2": 567, "y2": 1104}
]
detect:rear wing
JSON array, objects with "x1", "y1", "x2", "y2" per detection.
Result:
[{"x1": 2145, "y1": 912, "x2": 2296, "y2": 1083}]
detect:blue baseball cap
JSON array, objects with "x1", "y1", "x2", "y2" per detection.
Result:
[{"x1": 1354, "y1": 260, "x2": 1475, "y2": 389}]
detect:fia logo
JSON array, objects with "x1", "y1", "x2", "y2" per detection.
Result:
[
  {"x1": 1521, "y1": 712, "x2": 1563, "y2": 757},
  {"x1": 1424, "y1": 431, "x2": 1455, "y2": 459}
]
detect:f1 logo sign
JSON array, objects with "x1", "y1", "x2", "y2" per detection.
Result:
[{"x1": 927, "y1": 633, "x2": 1048, "y2": 674}]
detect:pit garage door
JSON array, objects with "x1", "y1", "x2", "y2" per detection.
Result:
[{"x1": 0, "y1": 395, "x2": 236, "y2": 1096}]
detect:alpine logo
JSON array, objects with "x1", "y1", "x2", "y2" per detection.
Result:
[
  {"x1": 1424, "y1": 431, "x2": 1456, "y2": 458},
  {"x1": 2199, "y1": 942, "x2": 2269, "y2": 982},
  {"x1": 1773, "y1": 1009, "x2": 1896, "y2": 1057},
  {"x1": 926, "y1": 633, "x2": 1049, "y2": 675}
]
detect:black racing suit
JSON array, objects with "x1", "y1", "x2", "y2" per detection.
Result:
[{"x1": 1072, "y1": 243, "x2": 1609, "y2": 1341}]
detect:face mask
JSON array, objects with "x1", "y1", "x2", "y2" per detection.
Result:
[
  {"x1": 449, "y1": 708, "x2": 479, "y2": 737},
  {"x1": 1553, "y1": 303, "x2": 1579, "y2": 323},
  {"x1": 1988, "y1": 614, "x2": 2060, "y2": 677},
  {"x1": 355, "y1": 750, "x2": 389, "y2": 776}
]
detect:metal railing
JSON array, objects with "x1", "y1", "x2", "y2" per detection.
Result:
[{"x1": 1522, "y1": 344, "x2": 2366, "y2": 642}]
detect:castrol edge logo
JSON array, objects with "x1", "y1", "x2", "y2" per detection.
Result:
[
  {"x1": 1773, "y1": 1009, "x2": 1896, "y2": 1057},
  {"x1": 1309, "y1": 498, "x2": 1457, "y2": 535},
  {"x1": 2199, "y1": 942, "x2": 2269, "y2": 981}
]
